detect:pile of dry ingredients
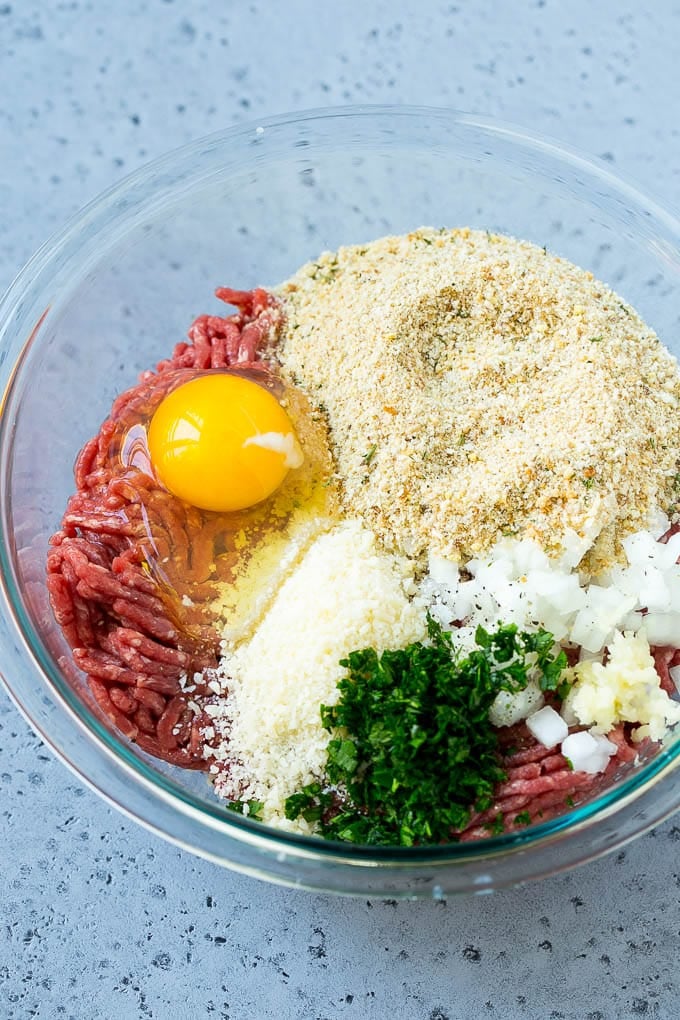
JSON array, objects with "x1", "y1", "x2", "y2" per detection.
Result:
[
  {"x1": 276, "y1": 227, "x2": 680, "y2": 575},
  {"x1": 204, "y1": 228, "x2": 680, "y2": 834}
]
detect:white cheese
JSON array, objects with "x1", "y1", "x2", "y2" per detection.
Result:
[{"x1": 210, "y1": 520, "x2": 427, "y2": 827}]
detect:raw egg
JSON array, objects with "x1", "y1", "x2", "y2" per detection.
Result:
[{"x1": 147, "y1": 372, "x2": 304, "y2": 512}]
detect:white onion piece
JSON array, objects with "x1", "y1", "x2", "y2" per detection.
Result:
[
  {"x1": 557, "y1": 528, "x2": 594, "y2": 570},
  {"x1": 489, "y1": 680, "x2": 545, "y2": 728},
  {"x1": 529, "y1": 570, "x2": 585, "y2": 613},
  {"x1": 561, "y1": 730, "x2": 617, "y2": 774},
  {"x1": 427, "y1": 554, "x2": 460, "y2": 588},
  {"x1": 428, "y1": 601, "x2": 454, "y2": 628},
  {"x1": 636, "y1": 567, "x2": 672, "y2": 612},
  {"x1": 570, "y1": 586, "x2": 636, "y2": 653},
  {"x1": 526, "y1": 705, "x2": 569, "y2": 749},
  {"x1": 662, "y1": 531, "x2": 680, "y2": 566},
  {"x1": 642, "y1": 613, "x2": 680, "y2": 647},
  {"x1": 591, "y1": 733, "x2": 618, "y2": 755},
  {"x1": 560, "y1": 690, "x2": 580, "y2": 727},
  {"x1": 620, "y1": 610, "x2": 645, "y2": 632},
  {"x1": 647, "y1": 509, "x2": 671, "y2": 540},
  {"x1": 622, "y1": 530, "x2": 660, "y2": 564}
]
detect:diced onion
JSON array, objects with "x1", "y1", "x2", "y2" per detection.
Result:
[
  {"x1": 642, "y1": 613, "x2": 680, "y2": 647},
  {"x1": 489, "y1": 680, "x2": 544, "y2": 728},
  {"x1": 560, "y1": 689, "x2": 580, "y2": 727},
  {"x1": 421, "y1": 526, "x2": 680, "y2": 715},
  {"x1": 561, "y1": 730, "x2": 617, "y2": 774},
  {"x1": 526, "y1": 705, "x2": 569, "y2": 749},
  {"x1": 427, "y1": 554, "x2": 460, "y2": 588},
  {"x1": 647, "y1": 509, "x2": 671, "y2": 540}
]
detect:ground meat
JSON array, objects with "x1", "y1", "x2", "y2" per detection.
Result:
[
  {"x1": 458, "y1": 723, "x2": 640, "y2": 841},
  {"x1": 47, "y1": 288, "x2": 280, "y2": 768},
  {"x1": 651, "y1": 646, "x2": 680, "y2": 697}
]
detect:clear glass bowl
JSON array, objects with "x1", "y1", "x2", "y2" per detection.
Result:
[{"x1": 2, "y1": 106, "x2": 680, "y2": 898}]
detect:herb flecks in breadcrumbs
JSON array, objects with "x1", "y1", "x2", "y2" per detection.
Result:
[{"x1": 276, "y1": 227, "x2": 680, "y2": 574}]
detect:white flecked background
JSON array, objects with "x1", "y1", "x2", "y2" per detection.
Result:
[{"x1": 2, "y1": 2, "x2": 680, "y2": 1018}]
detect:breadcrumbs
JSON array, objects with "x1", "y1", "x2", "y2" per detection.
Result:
[{"x1": 275, "y1": 227, "x2": 680, "y2": 572}]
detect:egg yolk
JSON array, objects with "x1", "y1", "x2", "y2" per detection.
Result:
[{"x1": 147, "y1": 373, "x2": 304, "y2": 512}]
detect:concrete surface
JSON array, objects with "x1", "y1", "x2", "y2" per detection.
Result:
[{"x1": 1, "y1": 2, "x2": 680, "y2": 1017}]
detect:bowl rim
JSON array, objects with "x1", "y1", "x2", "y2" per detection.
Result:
[
  {"x1": 2, "y1": 102, "x2": 680, "y2": 316},
  {"x1": 2, "y1": 103, "x2": 680, "y2": 890}
]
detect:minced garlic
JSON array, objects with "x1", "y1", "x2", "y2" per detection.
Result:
[{"x1": 564, "y1": 630, "x2": 680, "y2": 741}]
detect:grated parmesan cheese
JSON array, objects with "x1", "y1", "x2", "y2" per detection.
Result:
[{"x1": 208, "y1": 520, "x2": 427, "y2": 829}]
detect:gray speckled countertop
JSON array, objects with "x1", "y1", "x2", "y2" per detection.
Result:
[{"x1": 2, "y1": 2, "x2": 680, "y2": 1018}]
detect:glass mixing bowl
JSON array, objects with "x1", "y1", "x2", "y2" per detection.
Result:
[{"x1": 2, "y1": 107, "x2": 680, "y2": 898}]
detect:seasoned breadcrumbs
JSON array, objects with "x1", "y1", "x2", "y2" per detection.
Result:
[{"x1": 274, "y1": 227, "x2": 680, "y2": 573}]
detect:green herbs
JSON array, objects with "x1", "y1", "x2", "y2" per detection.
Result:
[
  {"x1": 485, "y1": 813, "x2": 505, "y2": 836},
  {"x1": 473, "y1": 624, "x2": 567, "y2": 695},
  {"x1": 283, "y1": 784, "x2": 328, "y2": 824},
  {"x1": 227, "y1": 799, "x2": 264, "y2": 821},
  {"x1": 362, "y1": 444, "x2": 378, "y2": 466},
  {"x1": 361, "y1": 443, "x2": 378, "y2": 483},
  {"x1": 309, "y1": 256, "x2": 340, "y2": 283},
  {"x1": 284, "y1": 620, "x2": 567, "y2": 846}
]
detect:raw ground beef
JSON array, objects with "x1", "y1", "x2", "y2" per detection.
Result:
[
  {"x1": 46, "y1": 285, "x2": 678, "y2": 841},
  {"x1": 47, "y1": 288, "x2": 280, "y2": 768},
  {"x1": 459, "y1": 722, "x2": 638, "y2": 840}
]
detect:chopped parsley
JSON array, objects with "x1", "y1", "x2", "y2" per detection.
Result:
[
  {"x1": 227, "y1": 798, "x2": 264, "y2": 821},
  {"x1": 310, "y1": 257, "x2": 340, "y2": 282},
  {"x1": 514, "y1": 811, "x2": 532, "y2": 827},
  {"x1": 283, "y1": 784, "x2": 330, "y2": 824},
  {"x1": 284, "y1": 620, "x2": 567, "y2": 846},
  {"x1": 485, "y1": 813, "x2": 505, "y2": 836},
  {"x1": 362, "y1": 443, "x2": 378, "y2": 466}
]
